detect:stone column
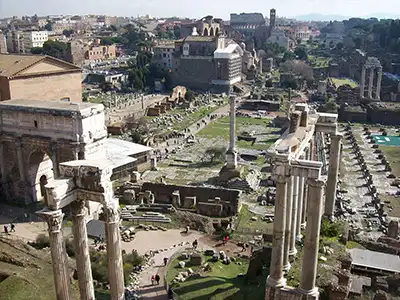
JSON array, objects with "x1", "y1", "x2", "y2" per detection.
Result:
[
  {"x1": 226, "y1": 96, "x2": 237, "y2": 169},
  {"x1": 301, "y1": 181, "x2": 308, "y2": 227},
  {"x1": 289, "y1": 176, "x2": 298, "y2": 256},
  {"x1": 103, "y1": 202, "x2": 125, "y2": 300},
  {"x1": 266, "y1": 175, "x2": 288, "y2": 290},
  {"x1": 368, "y1": 67, "x2": 374, "y2": 99},
  {"x1": 37, "y1": 209, "x2": 70, "y2": 300},
  {"x1": 259, "y1": 57, "x2": 263, "y2": 74},
  {"x1": 360, "y1": 65, "x2": 366, "y2": 98},
  {"x1": 16, "y1": 141, "x2": 26, "y2": 182},
  {"x1": 71, "y1": 200, "x2": 94, "y2": 300},
  {"x1": 283, "y1": 176, "x2": 293, "y2": 269},
  {"x1": 296, "y1": 176, "x2": 305, "y2": 240},
  {"x1": 376, "y1": 67, "x2": 382, "y2": 100},
  {"x1": 0, "y1": 141, "x2": 6, "y2": 183},
  {"x1": 51, "y1": 143, "x2": 59, "y2": 178},
  {"x1": 325, "y1": 133, "x2": 342, "y2": 218},
  {"x1": 299, "y1": 178, "x2": 325, "y2": 299}
]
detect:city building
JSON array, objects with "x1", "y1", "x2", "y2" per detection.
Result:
[
  {"x1": 6, "y1": 30, "x2": 25, "y2": 53},
  {"x1": 294, "y1": 25, "x2": 312, "y2": 41},
  {"x1": 85, "y1": 43, "x2": 116, "y2": 62},
  {"x1": 267, "y1": 28, "x2": 290, "y2": 50},
  {"x1": 230, "y1": 12, "x2": 265, "y2": 38},
  {"x1": 0, "y1": 30, "x2": 7, "y2": 53},
  {"x1": 180, "y1": 15, "x2": 222, "y2": 38},
  {"x1": 0, "y1": 53, "x2": 82, "y2": 102},
  {"x1": 22, "y1": 30, "x2": 49, "y2": 52},
  {"x1": 153, "y1": 43, "x2": 174, "y2": 71},
  {"x1": 171, "y1": 32, "x2": 243, "y2": 92}
]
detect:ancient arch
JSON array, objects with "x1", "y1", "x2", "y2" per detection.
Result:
[
  {"x1": 210, "y1": 27, "x2": 214, "y2": 36},
  {"x1": 203, "y1": 27, "x2": 209, "y2": 36},
  {"x1": 215, "y1": 27, "x2": 219, "y2": 36},
  {"x1": 27, "y1": 150, "x2": 54, "y2": 203}
]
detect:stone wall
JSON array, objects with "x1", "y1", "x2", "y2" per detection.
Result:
[
  {"x1": 8, "y1": 72, "x2": 82, "y2": 102},
  {"x1": 141, "y1": 182, "x2": 241, "y2": 217}
]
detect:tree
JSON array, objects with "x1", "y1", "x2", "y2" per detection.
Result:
[
  {"x1": 185, "y1": 89, "x2": 195, "y2": 102},
  {"x1": 42, "y1": 40, "x2": 68, "y2": 59},
  {"x1": 31, "y1": 47, "x2": 44, "y2": 54},
  {"x1": 109, "y1": 25, "x2": 117, "y2": 32},
  {"x1": 336, "y1": 42, "x2": 344, "y2": 51},
  {"x1": 44, "y1": 21, "x2": 52, "y2": 31},
  {"x1": 282, "y1": 51, "x2": 296, "y2": 62},
  {"x1": 132, "y1": 73, "x2": 144, "y2": 91},
  {"x1": 100, "y1": 37, "x2": 114, "y2": 45},
  {"x1": 294, "y1": 46, "x2": 308, "y2": 60},
  {"x1": 296, "y1": 38, "x2": 302, "y2": 45},
  {"x1": 62, "y1": 29, "x2": 74, "y2": 37}
]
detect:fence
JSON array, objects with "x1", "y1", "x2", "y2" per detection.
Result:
[{"x1": 163, "y1": 249, "x2": 186, "y2": 300}]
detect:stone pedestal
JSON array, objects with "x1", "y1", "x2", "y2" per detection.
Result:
[
  {"x1": 37, "y1": 209, "x2": 70, "y2": 300},
  {"x1": 325, "y1": 134, "x2": 342, "y2": 218},
  {"x1": 72, "y1": 201, "x2": 94, "y2": 300},
  {"x1": 226, "y1": 149, "x2": 238, "y2": 169},
  {"x1": 299, "y1": 179, "x2": 325, "y2": 300},
  {"x1": 266, "y1": 175, "x2": 288, "y2": 290},
  {"x1": 151, "y1": 157, "x2": 158, "y2": 171},
  {"x1": 283, "y1": 176, "x2": 293, "y2": 269},
  {"x1": 289, "y1": 176, "x2": 298, "y2": 256},
  {"x1": 103, "y1": 203, "x2": 125, "y2": 300}
]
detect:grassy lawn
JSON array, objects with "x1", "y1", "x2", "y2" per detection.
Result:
[
  {"x1": 236, "y1": 205, "x2": 273, "y2": 234},
  {"x1": 167, "y1": 253, "x2": 265, "y2": 300},
  {"x1": 379, "y1": 145, "x2": 400, "y2": 176},
  {"x1": 171, "y1": 105, "x2": 225, "y2": 132},
  {"x1": 197, "y1": 117, "x2": 278, "y2": 151},
  {"x1": 308, "y1": 56, "x2": 331, "y2": 69},
  {"x1": 330, "y1": 77, "x2": 358, "y2": 88},
  {"x1": 271, "y1": 69, "x2": 280, "y2": 82}
]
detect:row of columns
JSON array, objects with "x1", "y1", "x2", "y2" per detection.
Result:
[
  {"x1": 37, "y1": 200, "x2": 125, "y2": 300},
  {"x1": 360, "y1": 65, "x2": 383, "y2": 100}
]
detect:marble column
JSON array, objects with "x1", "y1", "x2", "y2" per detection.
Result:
[
  {"x1": 299, "y1": 178, "x2": 325, "y2": 299},
  {"x1": 16, "y1": 141, "x2": 26, "y2": 182},
  {"x1": 0, "y1": 142, "x2": 6, "y2": 183},
  {"x1": 360, "y1": 65, "x2": 366, "y2": 98},
  {"x1": 325, "y1": 133, "x2": 342, "y2": 218},
  {"x1": 296, "y1": 176, "x2": 305, "y2": 240},
  {"x1": 103, "y1": 202, "x2": 125, "y2": 300},
  {"x1": 72, "y1": 200, "x2": 94, "y2": 300},
  {"x1": 301, "y1": 182, "x2": 308, "y2": 227},
  {"x1": 37, "y1": 209, "x2": 70, "y2": 300},
  {"x1": 51, "y1": 143, "x2": 59, "y2": 179},
  {"x1": 289, "y1": 176, "x2": 298, "y2": 256},
  {"x1": 376, "y1": 67, "x2": 382, "y2": 100},
  {"x1": 283, "y1": 176, "x2": 293, "y2": 269},
  {"x1": 368, "y1": 68, "x2": 374, "y2": 99},
  {"x1": 226, "y1": 96, "x2": 237, "y2": 169},
  {"x1": 266, "y1": 175, "x2": 288, "y2": 290}
]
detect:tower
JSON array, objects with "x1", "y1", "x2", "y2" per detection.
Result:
[{"x1": 270, "y1": 9, "x2": 276, "y2": 29}]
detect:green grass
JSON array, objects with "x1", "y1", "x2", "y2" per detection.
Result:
[
  {"x1": 167, "y1": 253, "x2": 265, "y2": 300},
  {"x1": 171, "y1": 105, "x2": 224, "y2": 132},
  {"x1": 330, "y1": 77, "x2": 358, "y2": 88},
  {"x1": 236, "y1": 205, "x2": 273, "y2": 234},
  {"x1": 308, "y1": 56, "x2": 331, "y2": 69},
  {"x1": 380, "y1": 145, "x2": 400, "y2": 176}
]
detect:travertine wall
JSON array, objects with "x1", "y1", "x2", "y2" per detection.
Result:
[{"x1": 8, "y1": 72, "x2": 82, "y2": 102}]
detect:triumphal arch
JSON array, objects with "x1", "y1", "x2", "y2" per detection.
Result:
[{"x1": 0, "y1": 99, "x2": 109, "y2": 205}]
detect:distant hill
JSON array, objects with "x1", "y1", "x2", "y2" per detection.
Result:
[{"x1": 293, "y1": 13, "x2": 400, "y2": 22}]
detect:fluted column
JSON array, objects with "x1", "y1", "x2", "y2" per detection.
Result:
[
  {"x1": 368, "y1": 68, "x2": 374, "y2": 99},
  {"x1": 283, "y1": 176, "x2": 293, "y2": 269},
  {"x1": 376, "y1": 67, "x2": 382, "y2": 100},
  {"x1": 37, "y1": 209, "x2": 70, "y2": 300},
  {"x1": 226, "y1": 96, "x2": 237, "y2": 169},
  {"x1": 51, "y1": 143, "x2": 59, "y2": 178},
  {"x1": 72, "y1": 200, "x2": 94, "y2": 300},
  {"x1": 360, "y1": 65, "x2": 366, "y2": 98},
  {"x1": 266, "y1": 175, "x2": 288, "y2": 290},
  {"x1": 299, "y1": 178, "x2": 325, "y2": 299},
  {"x1": 296, "y1": 176, "x2": 305, "y2": 240},
  {"x1": 103, "y1": 202, "x2": 125, "y2": 300},
  {"x1": 16, "y1": 141, "x2": 26, "y2": 182},
  {"x1": 325, "y1": 133, "x2": 342, "y2": 218},
  {"x1": 289, "y1": 176, "x2": 298, "y2": 256}
]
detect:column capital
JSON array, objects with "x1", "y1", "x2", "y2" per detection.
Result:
[
  {"x1": 37, "y1": 209, "x2": 64, "y2": 233},
  {"x1": 101, "y1": 201, "x2": 120, "y2": 224},
  {"x1": 276, "y1": 174, "x2": 290, "y2": 184},
  {"x1": 71, "y1": 200, "x2": 87, "y2": 217},
  {"x1": 306, "y1": 178, "x2": 325, "y2": 188}
]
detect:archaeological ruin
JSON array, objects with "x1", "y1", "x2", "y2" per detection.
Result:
[{"x1": 265, "y1": 103, "x2": 342, "y2": 300}]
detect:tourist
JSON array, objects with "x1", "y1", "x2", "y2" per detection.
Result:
[
  {"x1": 223, "y1": 235, "x2": 229, "y2": 245},
  {"x1": 151, "y1": 275, "x2": 155, "y2": 285},
  {"x1": 192, "y1": 239, "x2": 198, "y2": 250},
  {"x1": 10, "y1": 223, "x2": 15, "y2": 232},
  {"x1": 155, "y1": 274, "x2": 160, "y2": 285},
  {"x1": 185, "y1": 225, "x2": 189, "y2": 234},
  {"x1": 163, "y1": 257, "x2": 168, "y2": 266},
  {"x1": 241, "y1": 243, "x2": 247, "y2": 252},
  {"x1": 4, "y1": 225, "x2": 9, "y2": 235}
]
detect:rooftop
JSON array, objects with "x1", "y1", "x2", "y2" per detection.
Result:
[
  {"x1": 0, "y1": 99, "x2": 100, "y2": 113},
  {"x1": 183, "y1": 36, "x2": 216, "y2": 42},
  {"x1": 0, "y1": 53, "x2": 81, "y2": 78},
  {"x1": 349, "y1": 248, "x2": 400, "y2": 273}
]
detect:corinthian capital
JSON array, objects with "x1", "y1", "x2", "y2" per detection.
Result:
[
  {"x1": 37, "y1": 209, "x2": 64, "y2": 233},
  {"x1": 101, "y1": 202, "x2": 120, "y2": 224},
  {"x1": 71, "y1": 200, "x2": 87, "y2": 217}
]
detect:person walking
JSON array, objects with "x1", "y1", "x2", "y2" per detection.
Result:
[
  {"x1": 4, "y1": 225, "x2": 9, "y2": 235},
  {"x1": 155, "y1": 274, "x2": 160, "y2": 285},
  {"x1": 151, "y1": 275, "x2": 155, "y2": 285},
  {"x1": 163, "y1": 257, "x2": 168, "y2": 266},
  {"x1": 10, "y1": 223, "x2": 15, "y2": 232}
]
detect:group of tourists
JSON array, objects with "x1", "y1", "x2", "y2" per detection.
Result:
[{"x1": 3, "y1": 223, "x2": 15, "y2": 235}]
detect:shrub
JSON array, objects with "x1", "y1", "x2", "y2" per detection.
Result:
[
  {"x1": 64, "y1": 238, "x2": 76, "y2": 257},
  {"x1": 320, "y1": 219, "x2": 343, "y2": 238},
  {"x1": 124, "y1": 252, "x2": 144, "y2": 267},
  {"x1": 33, "y1": 234, "x2": 50, "y2": 249}
]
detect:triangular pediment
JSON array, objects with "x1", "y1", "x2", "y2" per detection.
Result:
[{"x1": 17, "y1": 57, "x2": 80, "y2": 76}]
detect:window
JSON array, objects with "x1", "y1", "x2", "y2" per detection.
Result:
[
  {"x1": 163, "y1": 53, "x2": 166, "y2": 58},
  {"x1": 34, "y1": 120, "x2": 38, "y2": 128}
]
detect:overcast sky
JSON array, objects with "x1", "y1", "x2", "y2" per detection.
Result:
[{"x1": 0, "y1": 0, "x2": 399, "y2": 19}]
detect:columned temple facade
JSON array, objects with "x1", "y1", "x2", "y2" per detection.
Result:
[{"x1": 266, "y1": 103, "x2": 342, "y2": 299}]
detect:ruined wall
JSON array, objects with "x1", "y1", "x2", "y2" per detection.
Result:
[
  {"x1": 366, "y1": 105, "x2": 400, "y2": 125},
  {"x1": 141, "y1": 182, "x2": 241, "y2": 216}
]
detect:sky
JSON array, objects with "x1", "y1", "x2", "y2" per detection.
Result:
[{"x1": 0, "y1": 0, "x2": 399, "y2": 20}]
